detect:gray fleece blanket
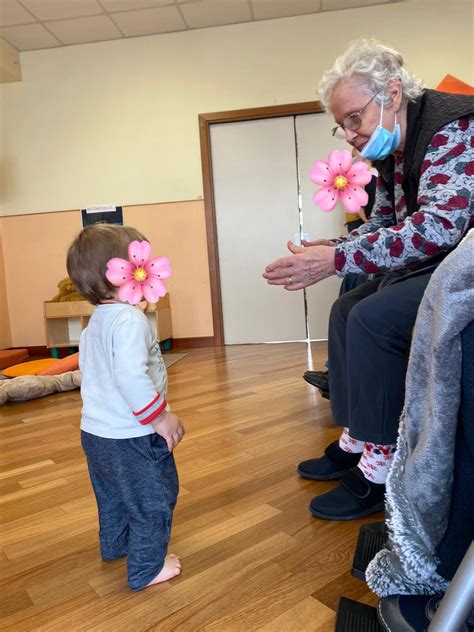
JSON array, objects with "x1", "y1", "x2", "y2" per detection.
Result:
[{"x1": 366, "y1": 229, "x2": 474, "y2": 596}]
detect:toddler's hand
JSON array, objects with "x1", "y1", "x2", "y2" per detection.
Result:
[{"x1": 151, "y1": 411, "x2": 185, "y2": 452}]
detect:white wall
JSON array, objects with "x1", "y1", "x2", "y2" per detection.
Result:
[{"x1": 0, "y1": 0, "x2": 472, "y2": 216}]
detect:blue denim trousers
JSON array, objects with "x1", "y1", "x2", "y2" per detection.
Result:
[{"x1": 81, "y1": 430, "x2": 179, "y2": 591}]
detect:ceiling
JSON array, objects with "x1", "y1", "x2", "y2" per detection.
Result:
[{"x1": 0, "y1": 0, "x2": 403, "y2": 52}]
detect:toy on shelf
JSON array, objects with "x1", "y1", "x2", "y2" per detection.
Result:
[
  {"x1": 311, "y1": 149, "x2": 372, "y2": 213},
  {"x1": 47, "y1": 277, "x2": 85, "y2": 303}
]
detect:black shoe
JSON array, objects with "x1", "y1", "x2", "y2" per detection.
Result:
[
  {"x1": 297, "y1": 440, "x2": 362, "y2": 481},
  {"x1": 310, "y1": 467, "x2": 385, "y2": 520},
  {"x1": 303, "y1": 370, "x2": 329, "y2": 392}
]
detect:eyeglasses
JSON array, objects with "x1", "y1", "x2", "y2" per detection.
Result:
[{"x1": 331, "y1": 92, "x2": 379, "y2": 139}]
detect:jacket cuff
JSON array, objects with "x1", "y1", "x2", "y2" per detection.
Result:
[
  {"x1": 133, "y1": 394, "x2": 167, "y2": 425},
  {"x1": 334, "y1": 245, "x2": 348, "y2": 277}
]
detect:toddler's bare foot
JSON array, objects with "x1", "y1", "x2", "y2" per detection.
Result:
[{"x1": 147, "y1": 554, "x2": 181, "y2": 586}]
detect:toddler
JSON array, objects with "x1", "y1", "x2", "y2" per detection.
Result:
[{"x1": 67, "y1": 223, "x2": 184, "y2": 591}]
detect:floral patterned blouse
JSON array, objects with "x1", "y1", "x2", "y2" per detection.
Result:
[{"x1": 334, "y1": 116, "x2": 473, "y2": 276}]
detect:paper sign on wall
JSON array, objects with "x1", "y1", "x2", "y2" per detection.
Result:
[{"x1": 81, "y1": 205, "x2": 123, "y2": 227}]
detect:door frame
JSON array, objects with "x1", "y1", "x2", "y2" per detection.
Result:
[{"x1": 199, "y1": 101, "x2": 325, "y2": 346}]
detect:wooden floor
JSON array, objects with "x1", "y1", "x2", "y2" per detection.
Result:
[{"x1": 1, "y1": 342, "x2": 380, "y2": 631}]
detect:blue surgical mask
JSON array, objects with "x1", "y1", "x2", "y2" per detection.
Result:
[{"x1": 360, "y1": 101, "x2": 401, "y2": 161}]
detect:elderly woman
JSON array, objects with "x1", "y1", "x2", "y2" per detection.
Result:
[{"x1": 263, "y1": 39, "x2": 473, "y2": 521}]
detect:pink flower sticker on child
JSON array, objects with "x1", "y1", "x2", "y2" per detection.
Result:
[
  {"x1": 106, "y1": 240, "x2": 172, "y2": 305},
  {"x1": 311, "y1": 149, "x2": 372, "y2": 213}
]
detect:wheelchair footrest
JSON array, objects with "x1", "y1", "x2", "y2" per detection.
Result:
[
  {"x1": 335, "y1": 597, "x2": 383, "y2": 632},
  {"x1": 352, "y1": 521, "x2": 387, "y2": 581}
]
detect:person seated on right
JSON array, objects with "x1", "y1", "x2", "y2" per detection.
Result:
[{"x1": 263, "y1": 39, "x2": 473, "y2": 521}]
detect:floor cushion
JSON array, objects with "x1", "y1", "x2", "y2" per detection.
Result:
[
  {"x1": 38, "y1": 353, "x2": 79, "y2": 376},
  {"x1": 0, "y1": 371, "x2": 82, "y2": 405},
  {"x1": 2, "y1": 358, "x2": 58, "y2": 378},
  {"x1": 0, "y1": 349, "x2": 29, "y2": 370}
]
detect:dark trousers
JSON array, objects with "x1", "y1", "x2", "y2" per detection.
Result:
[
  {"x1": 339, "y1": 273, "x2": 369, "y2": 296},
  {"x1": 328, "y1": 270, "x2": 434, "y2": 444},
  {"x1": 81, "y1": 430, "x2": 179, "y2": 591}
]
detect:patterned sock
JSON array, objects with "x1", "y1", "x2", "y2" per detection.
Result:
[
  {"x1": 338, "y1": 427, "x2": 364, "y2": 454},
  {"x1": 357, "y1": 442, "x2": 396, "y2": 484}
]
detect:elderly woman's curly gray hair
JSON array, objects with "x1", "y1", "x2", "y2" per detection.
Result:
[{"x1": 318, "y1": 39, "x2": 424, "y2": 109}]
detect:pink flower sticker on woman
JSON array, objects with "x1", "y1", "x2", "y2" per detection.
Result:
[
  {"x1": 106, "y1": 240, "x2": 172, "y2": 305},
  {"x1": 311, "y1": 149, "x2": 372, "y2": 213}
]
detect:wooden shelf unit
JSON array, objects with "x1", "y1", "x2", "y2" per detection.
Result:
[{"x1": 43, "y1": 295, "x2": 172, "y2": 351}]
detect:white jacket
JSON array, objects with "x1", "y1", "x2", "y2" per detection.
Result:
[{"x1": 79, "y1": 303, "x2": 168, "y2": 439}]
